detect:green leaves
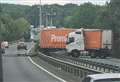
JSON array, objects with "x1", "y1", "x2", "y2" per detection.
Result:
[
  {"x1": 14, "y1": 18, "x2": 30, "y2": 39},
  {"x1": 0, "y1": 14, "x2": 14, "y2": 41},
  {"x1": 15, "y1": 18, "x2": 30, "y2": 33},
  {"x1": 0, "y1": 4, "x2": 31, "y2": 41},
  {"x1": 0, "y1": 13, "x2": 30, "y2": 41},
  {"x1": 64, "y1": 3, "x2": 102, "y2": 29},
  {"x1": 26, "y1": 5, "x2": 39, "y2": 28}
]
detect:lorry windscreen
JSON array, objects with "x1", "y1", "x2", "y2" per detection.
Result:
[{"x1": 66, "y1": 37, "x2": 74, "y2": 44}]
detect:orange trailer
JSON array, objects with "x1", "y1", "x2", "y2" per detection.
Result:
[{"x1": 39, "y1": 28, "x2": 74, "y2": 49}]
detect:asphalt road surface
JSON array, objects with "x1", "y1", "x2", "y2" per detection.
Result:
[{"x1": 2, "y1": 42, "x2": 62, "y2": 82}]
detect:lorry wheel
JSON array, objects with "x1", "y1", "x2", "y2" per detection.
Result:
[
  {"x1": 100, "y1": 55, "x2": 106, "y2": 59},
  {"x1": 90, "y1": 52, "x2": 96, "y2": 58},
  {"x1": 6, "y1": 46, "x2": 9, "y2": 48},
  {"x1": 72, "y1": 50, "x2": 79, "y2": 58},
  {"x1": 17, "y1": 47, "x2": 20, "y2": 50},
  {"x1": 25, "y1": 47, "x2": 27, "y2": 50},
  {"x1": 2, "y1": 49, "x2": 5, "y2": 54},
  {"x1": 90, "y1": 55, "x2": 96, "y2": 58},
  {"x1": 67, "y1": 53, "x2": 71, "y2": 56}
]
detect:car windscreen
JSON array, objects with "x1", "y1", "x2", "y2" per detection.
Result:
[{"x1": 94, "y1": 78, "x2": 120, "y2": 82}]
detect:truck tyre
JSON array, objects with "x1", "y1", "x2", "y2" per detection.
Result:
[
  {"x1": 2, "y1": 49, "x2": 5, "y2": 54},
  {"x1": 25, "y1": 46, "x2": 27, "y2": 50},
  {"x1": 99, "y1": 55, "x2": 106, "y2": 59},
  {"x1": 67, "y1": 53, "x2": 71, "y2": 56},
  {"x1": 90, "y1": 52, "x2": 96, "y2": 58},
  {"x1": 99, "y1": 50, "x2": 107, "y2": 59},
  {"x1": 72, "y1": 50, "x2": 79, "y2": 58},
  {"x1": 6, "y1": 46, "x2": 9, "y2": 48},
  {"x1": 17, "y1": 47, "x2": 20, "y2": 50},
  {"x1": 91, "y1": 55, "x2": 96, "y2": 58}
]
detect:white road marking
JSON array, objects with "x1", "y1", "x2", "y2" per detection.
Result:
[
  {"x1": 27, "y1": 44, "x2": 67, "y2": 82},
  {"x1": 28, "y1": 57, "x2": 67, "y2": 82}
]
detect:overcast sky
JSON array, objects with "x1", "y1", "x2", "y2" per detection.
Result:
[{"x1": 0, "y1": 0, "x2": 110, "y2": 6}]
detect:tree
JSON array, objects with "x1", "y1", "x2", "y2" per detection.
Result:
[
  {"x1": 0, "y1": 14, "x2": 15, "y2": 41},
  {"x1": 1, "y1": 3, "x2": 29, "y2": 19},
  {"x1": 0, "y1": 13, "x2": 30, "y2": 41},
  {"x1": 64, "y1": 3, "x2": 101, "y2": 29},
  {"x1": 23, "y1": 29, "x2": 31, "y2": 41},
  {"x1": 0, "y1": 4, "x2": 2, "y2": 13},
  {"x1": 107, "y1": 0, "x2": 120, "y2": 57},
  {"x1": 94, "y1": 0, "x2": 120, "y2": 57},
  {"x1": 14, "y1": 18, "x2": 30, "y2": 38},
  {"x1": 0, "y1": 4, "x2": 30, "y2": 41},
  {"x1": 26, "y1": 5, "x2": 39, "y2": 28},
  {"x1": 0, "y1": 20, "x2": 4, "y2": 40}
]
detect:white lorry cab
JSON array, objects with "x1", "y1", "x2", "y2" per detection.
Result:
[
  {"x1": 66, "y1": 28, "x2": 85, "y2": 57},
  {"x1": 82, "y1": 73, "x2": 120, "y2": 82}
]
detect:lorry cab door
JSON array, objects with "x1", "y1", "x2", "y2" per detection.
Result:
[{"x1": 74, "y1": 30, "x2": 85, "y2": 51}]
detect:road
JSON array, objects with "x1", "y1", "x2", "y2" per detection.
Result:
[{"x1": 2, "y1": 42, "x2": 62, "y2": 82}]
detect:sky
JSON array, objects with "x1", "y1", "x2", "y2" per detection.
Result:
[{"x1": 0, "y1": 0, "x2": 110, "y2": 6}]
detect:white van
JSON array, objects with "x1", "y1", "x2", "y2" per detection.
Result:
[{"x1": 2, "y1": 41, "x2": 9, "y2": 48}]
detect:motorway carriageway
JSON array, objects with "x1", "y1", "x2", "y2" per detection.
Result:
[{"x1": 2, "y1": 42, "x2": 66, "y2": 82}]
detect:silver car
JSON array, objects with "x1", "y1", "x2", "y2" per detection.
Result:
[{"x1": 17, "y1": 42, "x2": 27, "y2": 50}]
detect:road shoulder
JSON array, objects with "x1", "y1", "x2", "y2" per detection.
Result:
[{"x1": 28, "y1": 56, "x2": 81, "y2": 82}]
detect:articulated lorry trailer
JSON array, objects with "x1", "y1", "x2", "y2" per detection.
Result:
[
  {"x1": 66, "y1": 28, "x2": 113, "y2": 58},
  {"x1": 39, "y1": 28, "x2": 74, "y2": 52}
]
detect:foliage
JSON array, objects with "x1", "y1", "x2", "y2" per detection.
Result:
[
  {"x1": 64, "y1": 3, "x2": 102, "y2": 28},
  {"x1": 0, "y1": 4, "x2": 30, "y2": 41},
  {"x1": 25, "y1": 5, "x2": 39, "y2": 28},
  {"x1": 101, "y1": 0, "x2": 120, "y2": 57},
  {"x1": 0, "y1": 14, "x2": 14, "y2": 41},
  {"x1": 1, "y1": 4, "x2": 29, "y2": 19},
  {"x1": 15, "y1": 18, "x2": 30, "y2": 35}
]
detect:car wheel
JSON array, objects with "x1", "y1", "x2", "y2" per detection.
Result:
[
  {"x1": 2, "y1": 49, "x2": 5, "y2": 54},
  {"x1": 25, "y1": 46, "x2": 27, "y2": 50},
  {"x1": 17, "y1": 47, "x2": 20, "y2": 50}
]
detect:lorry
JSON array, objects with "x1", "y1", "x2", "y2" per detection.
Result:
[
  {"x1": 39, "y1": 28, "x2": 74, "y2": 52},
  {"x1": 66, "y1": 28, "x2": 112, "y2": 58}
]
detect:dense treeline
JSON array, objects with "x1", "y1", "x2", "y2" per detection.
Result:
[
  {"x1": 0, "y1": 4, "x2": 30, "y2": 41},
  {"x1": 1, "y1": 0, "x2": 120, "y2": 57}
]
